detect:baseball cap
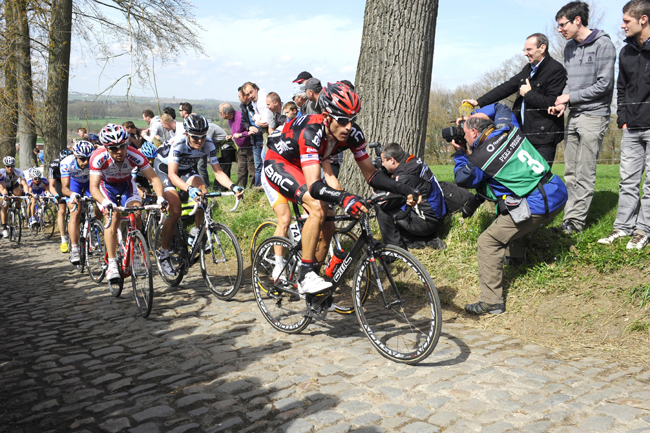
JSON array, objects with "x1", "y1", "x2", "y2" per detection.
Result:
[
  {"x1": 300, "y1": 78, "x2": 322, "y2": 92},
  {"x1": 292, "y1": 71, "x2": 313, "y2": 83}
]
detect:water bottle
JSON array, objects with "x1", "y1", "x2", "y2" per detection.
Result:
[
  {"x1": 324, "y1": 249, "x2": 346, "y2": 278},
  {"x1": 188, "y1": 227, "x2": 200, "y2": 246}
]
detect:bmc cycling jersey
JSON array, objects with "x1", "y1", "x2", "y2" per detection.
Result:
[
  {"x1": 89, "y1": 146, "x2": 150, "y2": 185},
  {"x1": 155, "y1": 134, "x2": 219, "y2": 173},
  {"x1": 49, "y1": 159, "x2": 62, "y2": 181},
  {"x1": 0, "y1": 168, "x2": 26, "y2": 190},
  {"x1": 266, "y1": 114, "x2": 369, "y2": 169},
  {"x1": 28, "y1": 177, "x2": 50, "y2": 195},
  {"x1": 60, "y1": 155, "x2": 90, "y2": 185}
]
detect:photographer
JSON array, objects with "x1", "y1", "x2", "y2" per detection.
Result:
[
  {"x1": 453, "y1": 103, "x2": 567, "y2": 316},
  {"x1": 375, "y1": 143, "x2": 447, "y2": 250}
]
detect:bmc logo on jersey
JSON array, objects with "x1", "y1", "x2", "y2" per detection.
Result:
[
  {"x1": 276, "y1": 140, "x2": 291, "y2": 154},
  {"x1": 264, "y1": 165, "x2": 294, "y2": 192}
]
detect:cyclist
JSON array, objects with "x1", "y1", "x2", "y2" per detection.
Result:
[
  {"x1": 153, "y1": 113, "x2": 244, "y2": 275},
  {"x1": 27, "y1": 167, "x2": 50, "y2": 227},
  {"x1": 49, "y1": 149, "x2": 73, "y2": 252},
  {"x1": 263, "y1": 82, "x2": 420, "y2": 294},
  {"x1": 61, "y1": 141, "x2": 98, "y2": 265},
  {"x1": 89, "y1": 124, "x2": 167, "y2": 282},
  {"x1": 133, "y1": 141, "x2": 158, "y2": 202},
  {"x1": 1, "y1": 156, "x2": 30, "y2": 238}
]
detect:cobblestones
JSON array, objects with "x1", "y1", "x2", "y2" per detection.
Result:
[{"x1": 2, "y1": 238, "x2": 650, "y2": 432}]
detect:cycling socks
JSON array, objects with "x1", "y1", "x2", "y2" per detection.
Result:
[
  {"x1": 71, "y1": 244, "x2": 79, "y2": 252},
  {"x1": 61, "y1": 236, "x2": 67, "y2": 244},
  {"x1": 298, "y1": 259, "x2": 315, "y2": 283}
]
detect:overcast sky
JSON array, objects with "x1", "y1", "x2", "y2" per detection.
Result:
[{"x1": 68, "y1": 0, "x2": 623, "y2": 103}]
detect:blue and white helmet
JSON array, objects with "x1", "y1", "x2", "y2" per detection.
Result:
[
  {"x1": 73, "y1": 141, "x2": 95, "y2": 158},
  {"x1": 140, "y1": 141, "x2": 158, "y2": 159}
]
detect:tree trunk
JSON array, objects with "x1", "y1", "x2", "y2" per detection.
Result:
[
  {"x1": 339, "y1": 0, "x2": 439, "y2": 195},
  {"x1": 43, "y1": 0, "x2": 73, "y2": 169},
  {"x1": 0, "y1": 0, "x2": 19, "y2": 159},
  {"x1": 14, "y1": 0, "x2": 37, "y2": 170}
]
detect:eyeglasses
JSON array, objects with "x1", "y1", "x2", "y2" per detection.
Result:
[
  {"x1": 106, "y1": 144, "x2": 127, "y2": 151},
  {"x1": 77, "y1": 157, "x2": 89, "y2": 162},
  {"x1": 188, "y1": 134, "x2": 207, "y2": 141},
  {"x1": 557, "y1": 19, "x2": 573, "y2": 29},
  {"x1": 331, "y1": 114, "x2": 357, "y2": 126}
]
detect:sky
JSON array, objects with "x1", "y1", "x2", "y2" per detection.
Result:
[{"x1": 68, "y1": 0, "x2": 624, "y2": 104}]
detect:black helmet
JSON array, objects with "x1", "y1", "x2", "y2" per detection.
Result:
[{"x1": 183, "y1": 114, "x2": 209, "y2": 135}]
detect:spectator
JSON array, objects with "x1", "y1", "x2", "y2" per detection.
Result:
[
  {"x1": 160, "y1": 113, "x2": 184, "y2": 140},
  {"x1": 598, "y1": 0, "x2": 650, "y2": 249},
  {"x1": 299, "y1": 78, "x2": 323, "y2": 115},
  {"x1": 78, "y1": 127, "x2": 99, "y2": 144},
  {"x1": 163, "y1": 106, "x2": 176, "y2": 120},
  {"x1": 207, "y1": 121, "x2": 234, "y2": 191},
  {"x1": 242, "y1": 82, "x2": 268, "y2": 187},
  {"x1": 463, "y1": 33, "x2": 567, "y2": 167},
  {"x1": 141, "y1": 109, "x2": 165, "y2": 145},
  {"x1": 219, "y1": 102, "x2": 255, "y2": 188},
  {"x1": 376, "y1": 143, "x2": 447, "y2": 250},
  {"x1": 283, "y1": 101, "x2": 299, "y2": 121},
  {"x1": 178, "y1": 102, "x2": 192, "y2": 119},
  {"x1": 549, "y1": 1, "x2": 616, "y2": 234},
  {"x1": 292, "y1": 84, "x2": 308, "y2": 114},
  {"x1": 122, "y1": 121, "x2": 145, "y2": 149},
  {"x1": 266, "y1": 92, "x2": 287, "y2": 134},
  {"x1": 292, "y1": 71, "x2": 312, "y2": 84}
]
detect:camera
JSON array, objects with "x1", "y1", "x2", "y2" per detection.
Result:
[
  {"x1": 368, "y1": 142, "x2": 384, "y2": 171},
  {"x1": 441, "y1": 120, "x2": 467, "y2": 148},
  {"x1": 461, "y1": 193, "x2": 486, "y2": 218}
]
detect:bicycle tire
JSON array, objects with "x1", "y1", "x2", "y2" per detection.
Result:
[
  {"x1": 200, "y1": 223, "x2": 243, "y2": 301},
  {"x1": 77, "y1": 236, "x2": 86, "y2": 274},
  {"x1": 28, "y1": 209, "x2": 38, "y2": 236},
  {"x1": 154, "y1": 221, "x2": 185, "y2": 287},
  {"x1": 10, "y1": 209, "x2": 21, "y2": 244},
  {"x1": 86, "y1": 219, "x2": 106, "y2": 284},
  {"x1": 252, "y1": 236, "x2": 311, "y2": 334},
  {"x1": 145, "y1": 211, "x2": 159, "y2": 251},
  {"x1": 353, "y1": 244, "x2": 441, "y2": 365},
  {"x1": 131, "y1": 230, "x2": 154, "y2": 318},
  {"x1": 250, "y1": 220, "x2": 278, "y2": 263},
  {"x1": 41, "y1": 205, "x2": 56, "y2": 239}
]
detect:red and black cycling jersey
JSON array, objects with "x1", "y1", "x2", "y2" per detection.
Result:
[{"x1": 266, "y1": 114, "x2": 369, "y2": 168}]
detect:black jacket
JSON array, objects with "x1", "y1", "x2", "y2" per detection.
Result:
[
  {"x1": 617, "y1": 38, "x2": 650, "y2": 129},
  {"x1": 477, "y1": 54, "x2": 567, "y2": 147}
]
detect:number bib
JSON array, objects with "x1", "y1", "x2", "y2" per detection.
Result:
[{"x1": 468, "y1": 126, "x2": 550, "y2": 198}]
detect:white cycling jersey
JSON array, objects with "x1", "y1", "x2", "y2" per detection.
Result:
[
  {"x1": 0, "y1": 168, "x2": 25, "y2": 189},
  {"x1": 155, "y1": 134, "x2": 219, "y2": 172}
]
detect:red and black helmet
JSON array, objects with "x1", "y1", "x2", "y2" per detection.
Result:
[{"x1": 318, "y1": 82, "x2": 361, "y2": 118}]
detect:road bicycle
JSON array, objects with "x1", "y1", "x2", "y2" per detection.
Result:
[
  {"x1": 153, "y1": 192, "x2": 243, "y2": 301},
  {"x1": 27, "y1": 196, "x2": 57, "y2": 239},
  {"x1": 69, "y1": 196, "x2": 107, "y2": 278},
  {"x1": 2, "y1": 195, "x2": 30, "y2": 245},
  {"x1": 251, "y1": 192, "x2": 442, "y2": 365},
  {"x1": 104, "y1": 204, "x2": 159, "y2": 318}
]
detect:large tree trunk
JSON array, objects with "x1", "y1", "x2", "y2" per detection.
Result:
[
  {"x1": 0, "y1": 0, "x2": 19, "y2": 159},
  {"x1": 14, "y1": 0, "x2": 37, "y2": 170},
  {"x1": 339, "y1": 0, "x2": 439, "y2": 195},
  {"x1": 43, "y1": 0, "x2": 73, "y2": 169}
]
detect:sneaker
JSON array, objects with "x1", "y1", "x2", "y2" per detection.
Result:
[
  {"x1": 560, "y1": 221, "x2": 580, "y2": 235},
  {"x1": 106, "y1": 261, "x2": 121, "y2": 281},
  {"x1": 70, "y1": 249, "x2": 81, "y2": 265},
  {"x1": 29, "y1": 217, "x2": 37, "y2": 227},
  {"x1": 298, "y1": 271, "x2": 332, "y2": 295},
  {"x1": 159, "y1": 255, "x2": 176, "y2": 276},
  {"x1": 598, "y1": 229, "x2": 628, "y2": 244},
  {"x1": 627, "y1": 230, "x2": 649, "y2": 250},
  {"x1": 60, "y1": 242, "x2": 69, "y2": 253},
  {"x1": 464, "y1": 301, "x2": 505, "y2": 316},
  {"x1": 2, "y1": 228, "x2": 8, "y2": 238}
]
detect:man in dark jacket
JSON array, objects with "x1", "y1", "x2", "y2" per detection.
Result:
[
  {"x1": 376, "y1": 143, "x2": 447, "y2": 250},
  {"x1": 598, "y1": 0, "x2": 650, "y2": 250},
  {"x1": 463, "y1": 33, "x2": 567, "y2": 166}
]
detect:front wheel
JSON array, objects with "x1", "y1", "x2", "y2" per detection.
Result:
[
  {"x1": 9, "y1": 208, "x2": 21, "y2": 244},
  {"x1": 252, "y1": 236, "x2": 311, "y2": 333},
  {"x1": 353, "y1": 245, "x2": 441, "y2": 365},
  {"x1": 41, "y1": 205, "x2": 56, "y2": 239},
  {"x1": 77, "y1": 236, "x2": 86, "y2": 274},
  {"x1": 86, "y1": 220, "x2": 107, "y2": 284},
  {"x1": 154, "y1": 221, "x2": 186, "y2": 287},
  {"x1": 201, "y1": 223, "x2": 243, "y2": 300},
  {"x1": 131, "y1": 230, "x2": 154, "y2": 318}
]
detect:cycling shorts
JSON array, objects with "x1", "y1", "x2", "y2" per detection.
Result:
[
  {"x1": 263, "y1": 149, "x2": 309, "y2": 205},
  {"x1": 66, "y1": 180, "x2": 92, "y2": 203},
  {"x1": 154, "y1": 159, "x2": 201, "y2": 192},
  {"x1": 99, "y1": 178, "x2": 141, "y2": 208}
]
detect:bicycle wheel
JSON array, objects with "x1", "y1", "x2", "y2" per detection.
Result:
[
  {"x1": 201, "y1": 223, "x2": 243, "y2": 300},
  {"x1": 327, "y1": 230, "x2": 371, "y2": 315},
  {"x1": 10, "y1": 209, "x2": 21, "y2": 244},
  {"x1": 145, "y1": 211, "x2": 159, "y2": 251},
  {"x1": 131, "y1": 230, "x2": 154, "y2": 318},
  {"x1": 41, "y1": 205, "x2": 56, "y2": 239},
  {"x1": 250, "y1": 220, "x2": 277, "y2": 263},
  {"x1": 154, "y1": 221, "x2": 185, "y2": 287},
  {"x1": 86, "y1": 220, "x2": 107, "y2": 284},
  {"x1": 353, "y1": 244, "x2": 441, "y2": 365},
  {"x1": 252, "y1": 236, "x2": 311, "y2": 333},
  {"x1": 28, "y1": 209, "x2": 38, "y2": 236},
  {"x1": 77, "y1": 236, "x2": 86, "y2": 274}
]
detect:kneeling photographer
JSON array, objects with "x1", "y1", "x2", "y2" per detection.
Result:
[
  {"x1": 374, "y1": 143, "x2": 447, "y2": 250},
  {"x1": 453, "y1": 103, "x2": 567, "y2": 316}
]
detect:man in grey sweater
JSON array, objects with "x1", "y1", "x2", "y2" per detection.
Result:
[{"x1": 549, "y1": 1, "x2": 616, "y2": 234}]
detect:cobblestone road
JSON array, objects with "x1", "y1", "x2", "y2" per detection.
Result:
[{"x1": 2, "y1": 235, "x2": 650, "y2": 433}]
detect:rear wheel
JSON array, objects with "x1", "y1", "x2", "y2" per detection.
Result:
[
  {"x1": 86, "y1": 220, "x2": 107, "y2": 284},
  {"x1": 155, "y1": 221, "x2": 186, "y2": 287},
  {"x1": 201, "y1": 223, "x2": 243, "y2": 300},
  {"x1": 76, "y1": 236, "x2": 86, "y2": 274},
  {"x1": 41, "y1": 205, "x2": 56, "y2": 239},
  {"x1": 252, "y1": 236, "x2": 311, "y2": 334},
  {"x1": 131, "y1": 230, "x2": 154, "y2": 318}
]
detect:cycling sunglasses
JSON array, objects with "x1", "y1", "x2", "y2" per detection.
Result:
[
  {"x1": 188, "y1": 134, "x2": 207, "y2": 141},
  {"x1": 76, "y1": 156, "x2": 89, "y2": 162},
  {"x1": 331, "y1": 114, "x2": 357, "y2": 126},
  {"x1": 106, "y1": 144, "x2": 127, "y2": 151}
]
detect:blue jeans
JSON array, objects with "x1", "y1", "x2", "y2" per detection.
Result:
[{"x1": 252, "y1": 135, "x2": 264, "y2": 186}]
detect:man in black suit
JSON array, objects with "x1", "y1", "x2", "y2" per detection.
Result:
[{"x1": 463, "y1": 33, "x2": 567, "y2": 166}]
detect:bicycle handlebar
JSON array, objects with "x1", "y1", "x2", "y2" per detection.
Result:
[
  {"x1": 70, "y1": 196, "x2": 95, "y2": 213},
  {"x1": 104, "y1": 204, "x2": 161, "y2": 229},
  {"x1": 188, "y1": 191, "x2": 241, "y2": 216}
]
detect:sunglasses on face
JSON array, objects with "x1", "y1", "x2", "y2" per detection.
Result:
[
  {"x1": 189, "y1": 134, "x2": 207, "y2": 142},
  {"x1": 331, "y1": 114, "x2": 357, "y2": 126},
  {"x1": 107, "y1": 144, "x2": 127, "y2": 152},
  {"x1": 557, "y1": 19, "x2": 573, "y2": 29},
  {"x1": 77, "y1": 157, "x2": 89, "y2": 162}
]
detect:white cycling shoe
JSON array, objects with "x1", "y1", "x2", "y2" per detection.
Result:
[
  {"x1": 298, "y1": 271, "x2": 332, "y2": 295},
  {"x1": 159, "y1": 255, "x2": 176, "y2": 276},
  {"x1": 69, "y1": 249, "x2": 81, "y2": 265},
  {"x1": 106, "y1": 261, "x2": 121, "y2": 281},
  {"x1": 2, "y1": 228, "x2": 8, "y2": 238}
]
